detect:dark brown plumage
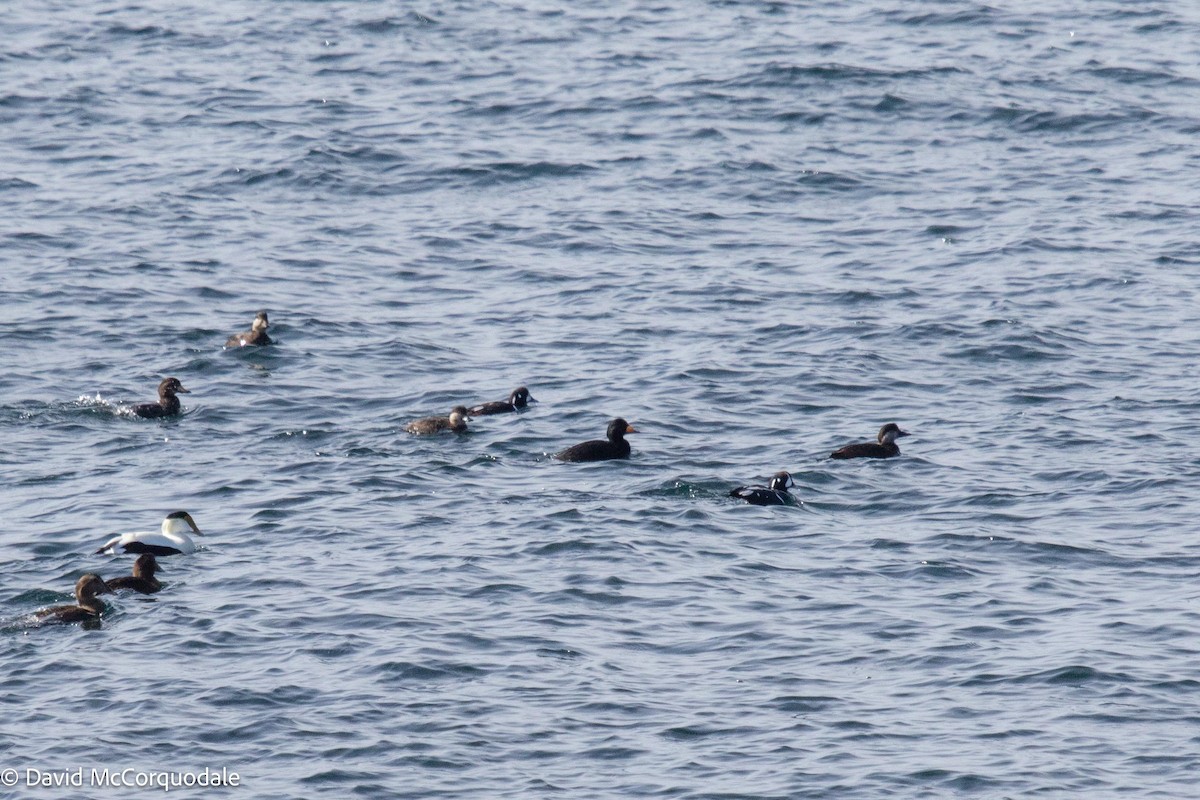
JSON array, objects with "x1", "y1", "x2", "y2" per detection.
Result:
[
  {"x1": 34, "y1": 574, "x2": 112, "y2": 624},
  {"x1": 132, "y1": 377, "x2": 190, "y2": 419},
  {"x1": 106, "y1": 554, "x2": 162, "y2": 594},
  {"x1": 406, "y1": 406, "x2": 469, "y2": 435},
  {"x1": 556, "y1": 418, "x2": 637, "y2": 462},
  {"x1": 225, "y1": 311, "x2": 272, "y2": 347},
  {"x1": 830, "y1": 423, "x2": 911, "y2": 459}
]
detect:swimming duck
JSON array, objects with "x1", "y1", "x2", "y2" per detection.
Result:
[
  {"x1": 34, "y1": 574, "x2": 112, "y2": 624},
  {"x1": 106, "y1": 554, "x2": 162, "y2": 594},
  {"x1": 729, "y1": 471, "x2": 795, "y2": 506},
  {"x1": 94, "y1": 511, "x2": 202, "y2": 556},
  {"x1": 132, "y1": 377, "x2": 190, "y2": 419},
  {"x1": 830, "y1": 423, "x2": 911, "y2": 459},
  {"x1": 468, "y1": 386, "x2": 536, "y2": 416},
  {"x1": 225, "y1": 311, "x2": 272, "y2": 347},
  {"x1": 406, "y1": 406, "x2": 469, "y2": 435},
  {"x1": 556, "y1": 418, "x2": 637, "y2": 462}
]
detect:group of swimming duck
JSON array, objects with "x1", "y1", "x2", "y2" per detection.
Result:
[
  {"x1": 402, "y1": 392, "x2": 643, "y2": 463},
  {"x1": 123, "y1": 312, "x2": 271, "y2": 420},
  {"x1": 33, "y1": 511, "x2": 202, "y2": 625},
  {"x1": 400, "y1": 389, "x2": 912, "y2": 487},
  {"x1": 33, "y1": 310, "x2": 915, "y2": 624},
  {"x1": 397, "y1": 337, "x2": 914, "y2": 505},
  {"x1": 28, "y1": 315, "x2": 273, "y2": 624}
]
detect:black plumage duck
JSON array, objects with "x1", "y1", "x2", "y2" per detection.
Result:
[{"x1": 556, "y1": 418, "x2": 637, "y2": 462}]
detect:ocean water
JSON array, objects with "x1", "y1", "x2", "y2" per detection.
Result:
[{"x1": 2, "y1": 0, "x2": 1200, "y2": 797}]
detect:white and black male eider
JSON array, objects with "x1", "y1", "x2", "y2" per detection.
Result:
[
  {"x1": 830, "y1": 423, "x2": 911, "y2": 460},
  {"x1": 106, "y1": 554, "x2": 162, "y2": 594},
  {"x1": 405, "y1": 406, "x2": 469, "y2": 435},
  {"x1": 556, "y1": 418, "x2": 637, "y2": 462},
  {"x1": 468, "y1": 386, "x2": 536, "y2": 417},
  {"x1": 34, "y1": 574, "x2": 112, "y2": 624},
  {"x1": 730, "y1": 471, "x2": 796, "y2": 506},
  {"x1": 225, "y1": 310, "x2": 272, "y2": 347},
  {"x1": 94, "y1": 511, "x2": 202, "y2": 556},
  {"x1": 132, "y1": 377, "x2": 190, "y2": 419}
]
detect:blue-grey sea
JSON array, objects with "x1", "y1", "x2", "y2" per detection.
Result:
[{"x1": 2, "y1": 1, "x2": 1199, "y2": 797}]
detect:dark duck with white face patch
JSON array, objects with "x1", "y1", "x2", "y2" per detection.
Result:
[
  {"x1": 34, "y1": 574, "x2": 113, "y2": 624},
  {"x1": 406, "y1": 406, "x2": 469, "y2": 435},
  {"x1": 132, "y1": 377, "x2": 190, "y2": 419},
  {"x1": 106, "y1": 554, "x2": 162, "y2": 594},
  {"x1": 830, "y1": 423, "x2": 911, "y2": 459},
  {"x1": 226, "y1": 311, "x2": 272, "y2": 347},
  {"x1": 468, "y1": 386, "x2": 536, "y2": 416},
  {"x1": 556, "y1": 418, "x2": 637, "y2": 462},
  {"x1": 730, "y1": 471, "x2": 796, "y2": 505}
]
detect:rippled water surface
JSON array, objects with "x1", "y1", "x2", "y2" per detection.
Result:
[{"x1": 3, "y1": 1, "x2": 1200, "y2": 797}]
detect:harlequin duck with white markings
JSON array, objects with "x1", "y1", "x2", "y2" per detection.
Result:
[
  {"x1": 730, "y1": 471, "x2": 795, "y2": 506},
  {"x1": 468, "y1": 386, "x2": 536, "y2": 416}
]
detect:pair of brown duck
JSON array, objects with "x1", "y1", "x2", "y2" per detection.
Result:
[
  {"x1": 130, "y1": 312, "x2": 272, "y2": 420},
  {"x1": 34, "y1": 555, "x2": 161, "y2": 625}
]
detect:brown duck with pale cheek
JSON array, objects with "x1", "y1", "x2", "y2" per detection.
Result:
[
  {"x1": 226, "y1": 311, "x2": 272, "y2": 347},
  {"x1": 132, "y1": 377, "x2": 190, "y2": 419},
  {"x1": 106, "y1": 554, "x2": 162, "y2": 594},
  {"x1": 830, "y1": 423, "x2": 911, "y2": 459},
  {"x1": 556, "y1": 418, "x2": 637, "y2": 462},
  {"x1": 34, "y1": 574, "x2": 112, "y2": 624},
  {"x1": 406, "y1": 406, "x2": 469, "y2": 435}
]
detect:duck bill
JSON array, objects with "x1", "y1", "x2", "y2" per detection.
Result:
[
  {"x1": 625, "y1": 424, "x2": 637, "y2": 434},
  {"x1": 177, "y1": 386, "x2": 192, "y2": 394}
]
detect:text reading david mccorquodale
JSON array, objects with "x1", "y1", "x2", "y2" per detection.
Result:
[{"x1": 2, "y1": 766, "x2": 240, "y2": 790}]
